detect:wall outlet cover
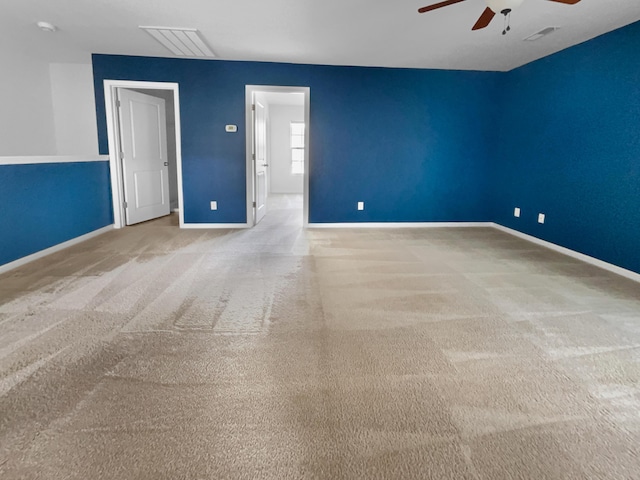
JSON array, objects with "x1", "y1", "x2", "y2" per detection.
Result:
[
  {"x1": 210, "y1": 201, "x2": 218, "y2": 210},
  {"x1": 225, "y1": 125, "x2": 237, "y2": 133},
  {"x1": 357, "y1": 201, "x2": 364, "y2": 211},
  {"x1": 538, "y1": 213, "x2": 545, "y2": 224},
  {"x1": 514, "y1": 207, "x2": 521, "y2": 218}
]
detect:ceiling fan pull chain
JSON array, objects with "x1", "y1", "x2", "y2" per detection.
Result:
[{"x1": 502, "y1": 9, "x2": 512, "y2": 35}]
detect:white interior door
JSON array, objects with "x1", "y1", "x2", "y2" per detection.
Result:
[
  {"x1": 118, "y1": 89, "x2": 170, "y2": 225},
  {"x1": 254, "y1": 100, "x2": 268, "y2": 224}
]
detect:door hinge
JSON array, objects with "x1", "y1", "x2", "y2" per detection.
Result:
[
  {"x1": 116, "y1": 100, "x2": 121, "y2": 108},
  {"x1": 252, "y1": 201, "x2": 256, "y2": 207},
  {"x1": 119, "y1": 151, "x2": 124, "y2": 159},
  {"x1": 252, "y1": 153, "x2": 256, "y2": 161},
  {"x1": 251, "y1": 104, "x2": 255, "y2": 111},
  {"x1": 123, "y1": 201, "x2": 128, "y2": 209}
]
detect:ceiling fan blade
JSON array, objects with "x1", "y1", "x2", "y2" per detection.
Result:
[
  {"x1": 472, "y1": 7, "x2": 496, "y2": 30},
  {"x1": 418, "y1": 0, "x2": 467, "y2": 14},
  {"x1": 546, "y1": 0, "x2": 581, "y2": 4}
]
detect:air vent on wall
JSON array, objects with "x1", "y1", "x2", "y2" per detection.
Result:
[
  {"x1": 139, "y1": 26, "x2": 216, "y2": 58},
  {"x1": 524, "y1": 27, "x2": 559, "y2": 42}
]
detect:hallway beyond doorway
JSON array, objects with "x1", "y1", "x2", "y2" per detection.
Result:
[{"x1": 263, "y1": 194, "x2": 303, "y2": 228}]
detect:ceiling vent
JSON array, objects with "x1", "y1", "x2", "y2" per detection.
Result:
[
  {"x1": 524, "y1": 27, "x2": 559, "y2": 42},
  {"x1": 139, "y1": 26, "x2": 215, "y2": 58}
]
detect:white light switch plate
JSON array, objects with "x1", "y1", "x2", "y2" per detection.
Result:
[
  {"x1": 514, "y1": 207, "x2": 521, "y2": 218},
  {"x1": 225, "y1": 125, "x2": 237, "y2": 133},
  {"x1": 210, "y1": 201, "x2": 218, "y2": 210},
  {"x1": 538, "y1": 213, "x2": 545, "y2": 224},
  {"x1": 357, "y1": 201, "x2": 364, "y2": 211}
]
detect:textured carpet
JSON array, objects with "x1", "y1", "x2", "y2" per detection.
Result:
[{"x1": 1, "y1": 194, "x2": 640, "y2": 479}]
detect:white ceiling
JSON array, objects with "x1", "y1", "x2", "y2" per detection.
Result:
[{"x1": 2, "y1": 0, "x2": 640, "y2": 71}]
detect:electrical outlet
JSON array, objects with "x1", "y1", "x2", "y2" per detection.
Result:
[
  {"x1": 357, "y1": 201, "x2": 364, "y2": 211},
  {"x1": 514, "y1": 207, "x2": 521, "y2": 218},
  {"x1": 538, "y1": 213, "x2": 545, "y2": 224},
  {"x1": 210, "y1": 201, "x2": 218, "y2": 210}
]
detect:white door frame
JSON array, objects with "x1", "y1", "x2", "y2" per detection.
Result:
[
  {"x1": 104, "y1": 80, "x2": 184, "y2": 228},
  {"x1": 245, "y1": 85, "x2": 310, "y2": 228}
]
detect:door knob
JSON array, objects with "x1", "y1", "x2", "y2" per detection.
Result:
[
  {"x1": 164, "y1": 162, "x2": 168, "y2": 166},
  {"x1": 262, "y1": 163, "x2": 269, "y2": 167}
]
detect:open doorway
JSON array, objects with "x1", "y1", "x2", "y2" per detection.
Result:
[
  {"x1": 104, "y1": 81, "x2": 183, "y2": 228},
  {"x1": 245, "y1": 86, "x2": 310, "y2": 228}
]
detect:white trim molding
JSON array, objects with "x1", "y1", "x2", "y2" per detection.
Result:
[
  {"x1": 0, "y1": 155, "x2": 109, "y2": 166},
  {"x1": 308, "y1": 222, "x2": 493, "y2": 229},
  {"x1": 103, "y1": 80, "x2": 184, "y2": 229},
  {"x1": 0, "y1": 225, "x2": 114, "y2": 275},
  {"x1": 492, "y1": 223, "x2": 640, "y2": 283},
  {"x1": 2, "y1": 219, "x2": 637, "y2": 285},
  {"x1": 182, "y1": 223, "x2": 250, "y2": 230},
  {"x1": 245, "y1": 85, "x2": 311, "y2": 229}
]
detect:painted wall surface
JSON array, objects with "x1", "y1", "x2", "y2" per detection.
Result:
[
  {"x1": 0, "y1": 52, "x2": 57, "y2": 156},
  {"x1": 269, "y1": 104, "x2": 304, "y2": 194},
  {"x1": 0, "y1": 51, "x2": 97, "y2": 156},
  {"x1": 50, "y1": 63, "x2": 99, "y2": 155},
  {"x1": 0, "y1": 161, "x2": 113, "y2": 266},
  {"x1": 493, "y1": 21, "x2": 640, "y2": 274},
  {"x1": 3, "y1": 23, "x2": 639, "y2": 273},
  {"x1": 93, "y1": 55, "x2": 499, "y2": 224}
]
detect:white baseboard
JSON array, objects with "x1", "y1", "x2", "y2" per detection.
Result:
[
  {"x1": 0, "y1": 225, "x2": 114, "y2": 275},
  {"x1": 492, "y1": 223, "x2": 640, "y2": 283},
  {"x1": 0, "y1": 155, "x2": 109, "y2": 166},
  {"x1": 181, "y1": 223, "x2": 250, "y2": 229},
  {"x1": 4, "y1": 220, "x2": 636, "y2": 284},
  {"x1": 307, "y1": 222, "x2": 493, "y2": 229}
]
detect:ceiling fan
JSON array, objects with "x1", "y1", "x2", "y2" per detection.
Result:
[{"x1": 418, "y1": 0, "x2": 582, "y2": 34}]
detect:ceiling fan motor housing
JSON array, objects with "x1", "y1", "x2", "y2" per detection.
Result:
[{"x1": 486, "y1": 0, "x2": 524, "y2": 14}]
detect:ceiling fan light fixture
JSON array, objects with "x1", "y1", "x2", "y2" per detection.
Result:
[{"x1": 419, "y1": 0, "x2": 581, "y2": 34}]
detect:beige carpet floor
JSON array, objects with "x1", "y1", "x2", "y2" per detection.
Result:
[{"x1": 1, "y1": 194, "x2": 640, "y2": 479}]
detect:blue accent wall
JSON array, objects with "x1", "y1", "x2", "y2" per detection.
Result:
[
  {"x1": 492, "y1": 21, "x2": 640, "y2": 274},
  {"x1": 89, "y1": 22, "x2": 640, "y2": 274},
  {"x1": 0, "y1": 161, "x2": 113, "y2": 266},
  {"x1": 92, "y1": 56, "x2": 500, "y2": 224}
]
